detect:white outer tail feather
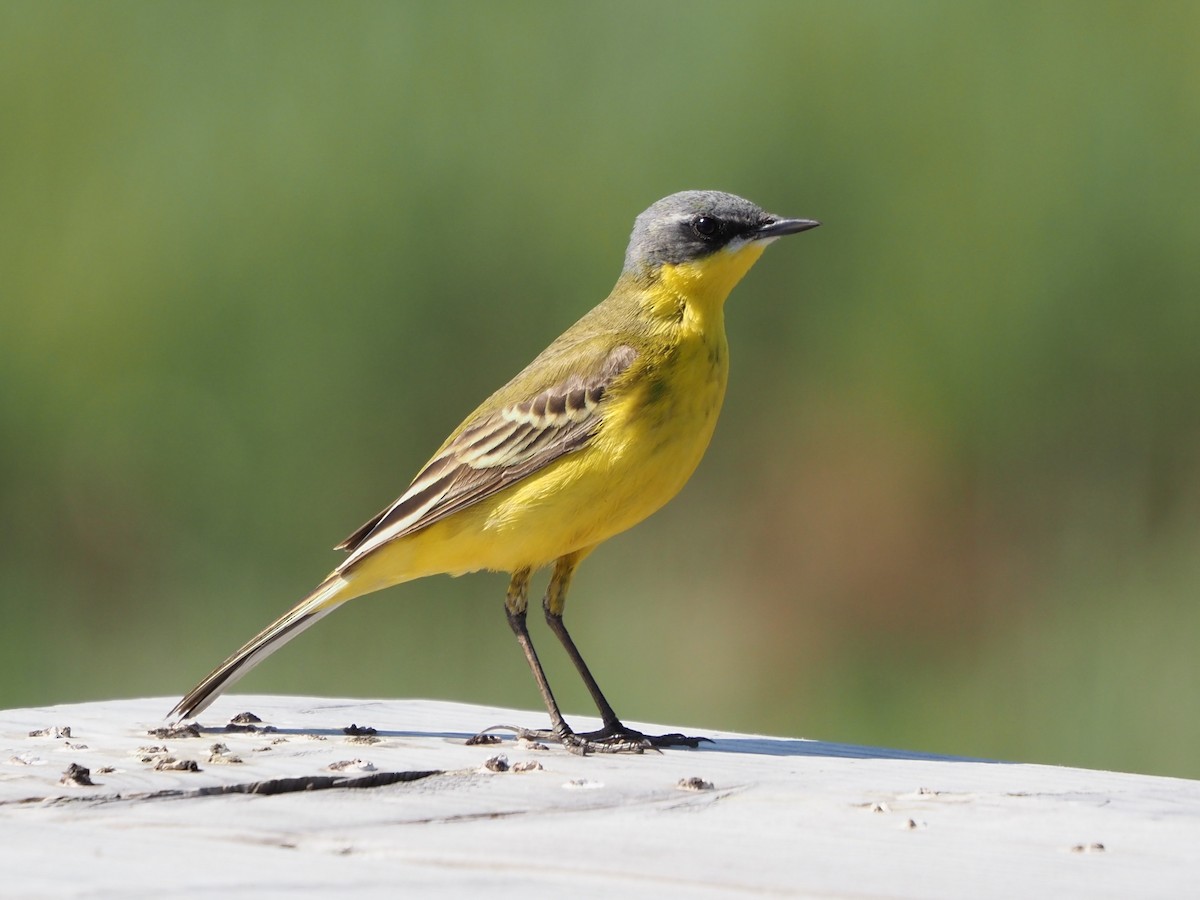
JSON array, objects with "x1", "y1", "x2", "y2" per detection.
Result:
[{"x1": 169, "y1": 575, "x2": 352, "y2": 721}]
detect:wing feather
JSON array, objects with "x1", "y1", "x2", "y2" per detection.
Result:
[{"x1": 335, "y1": 343, "x2": 637, "y2": 567}]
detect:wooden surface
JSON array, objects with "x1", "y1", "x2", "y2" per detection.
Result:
[{"x1": 2, "y1": 696, "x2": 1197, "y2": 898}]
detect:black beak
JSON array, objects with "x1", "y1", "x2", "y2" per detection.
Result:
[{"x1": 754, "y1": 217, "x2": 821, "y2": 239}]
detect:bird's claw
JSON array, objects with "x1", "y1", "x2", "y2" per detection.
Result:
[{"x1": 468, "y1": 722, "x2": 711, "y2": 755}]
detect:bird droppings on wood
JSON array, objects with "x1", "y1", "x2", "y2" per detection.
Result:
[
  {"x1": 154, "y1": 758, "x2": 201, "y2": 773},
  {"x1": 223, "y1": 712, "x2": 275, "y2": 734},
  {"x1": 224, "y1": 722, "x2": 275, "y2": 734},
  {"x1": 59, "y1": 763, "x2": 95, "y2": 787},
  {"x1": 207, "y1": 743, "x2": 244, "y2": 765},
  {"x1": 146, "y1": 723, "x2": 201, "y2": 740},
  {"x1": 28, "y1": 726, "x2": 72, "y2": 739},
  {"x1": 465, "y1": 733, "x2": 502, "y2": 746},
  {"x1": 327, "y1": 759, "x2": 376, "y2": 773},
  {"x1": 482, "y1": 755, "x2": 509, "y2": 773}
]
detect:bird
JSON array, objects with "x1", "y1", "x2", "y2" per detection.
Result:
[{"x1": 170, "y1": 190, "x2": 819, "y2": 753}]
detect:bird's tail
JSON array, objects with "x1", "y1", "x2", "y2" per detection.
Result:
[{"x1": 168, "y1": 573, "x2": 356, "y2": 721}]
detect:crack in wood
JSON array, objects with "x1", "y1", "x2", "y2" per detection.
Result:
[{"x1": 3, "y1": 768, "x2": 443, "y2": 807}]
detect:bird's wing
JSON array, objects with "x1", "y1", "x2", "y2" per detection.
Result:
[{"x1": 335, "y1": 343, "x2": 637, "y2": 566}]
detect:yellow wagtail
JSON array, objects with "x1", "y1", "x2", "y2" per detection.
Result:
[{"x1": 171, "y1": 190, "x2": 819, "y2": 752}]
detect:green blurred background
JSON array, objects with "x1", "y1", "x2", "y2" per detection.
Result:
[{"x1": 2, "y1": 2, "x2": 1197, "y2": 777}]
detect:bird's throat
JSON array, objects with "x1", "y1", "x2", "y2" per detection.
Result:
[{"x1": 652, "y1": 240, "x2": 768, "y2": 327}]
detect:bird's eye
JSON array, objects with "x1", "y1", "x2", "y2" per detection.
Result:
[{"x1": 692, "y1": 216, "x2": 721, "y2": 238}]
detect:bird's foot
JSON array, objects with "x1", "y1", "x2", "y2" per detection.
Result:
[
  {"x1": 574, "y1": 723, "x2": 712, "y2": 754},
  {"x1": 469, "y1": 722, "x2": 711, "y2": 755}
]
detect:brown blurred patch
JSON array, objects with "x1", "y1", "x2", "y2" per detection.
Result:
[{"x1": 735, "y1": 392, "x2": 1028, "y2": 661}]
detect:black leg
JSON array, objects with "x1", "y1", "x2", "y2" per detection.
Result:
[
  {"x1": 490, "y1": 563, "x2": 643, "y2": 754},
  {"x1": 500, "y1": 567, "x2": 573, "y2": 742},
  {"x1": 471, "y1": 558, "x2": 710, "y2": 754},
  {"x1": 541, "y1": 552, "x2": 621, "y2": 728},
  {"x1": 542, "y1": 553, "x2": 711, "y2": 752}
]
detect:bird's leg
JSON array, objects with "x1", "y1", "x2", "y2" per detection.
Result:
[
  {"x1": 488, "y1": 563, "x2": 638, "y2": 754},
  {"x1": 541, "y1": 552, "x2": 621, "y2": 728},
  {"x1": 471, "y1": 559, "x2": 708, "y2": 754},
  {"x1": 468, "y1": 566, "x2": 586, "y2": 751},
  {"x1": 542, "y1": 552, "x2": 710, "y2": 752},
  {"x1": 495, "y1": 566, "x2": 575, "y2": 744}
]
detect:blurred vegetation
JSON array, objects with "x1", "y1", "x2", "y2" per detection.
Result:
[{"x1": 2, "y1": 2, "x2": 1197, "y2": 777}]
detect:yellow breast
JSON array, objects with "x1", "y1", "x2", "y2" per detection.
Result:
[{"x1": 350, "y1": 240, "x2": 764, "y2": 586}]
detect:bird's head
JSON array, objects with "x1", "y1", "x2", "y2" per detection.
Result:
[{"x1": 622, "y1": 191, "x2": 819, "y2": 308}]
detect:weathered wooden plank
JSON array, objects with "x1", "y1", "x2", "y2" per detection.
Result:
[{"x1": 2, "y1": 696, "x2": 1197, "y2": 897}]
